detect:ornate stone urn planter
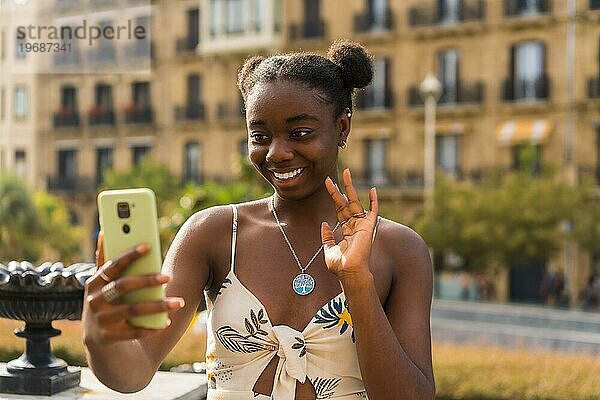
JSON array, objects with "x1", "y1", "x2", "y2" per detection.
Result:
[{"x1": 0, "y1": 261, "x2": 95, "y2": 395}]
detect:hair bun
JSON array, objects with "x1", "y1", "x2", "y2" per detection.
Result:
[{"x1": 327, "y1": 39, "x2": 374, "y2": 89}]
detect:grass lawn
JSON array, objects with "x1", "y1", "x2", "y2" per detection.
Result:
[{"x1": 0, "y1": 318, "x2": 599, "y2": 399}]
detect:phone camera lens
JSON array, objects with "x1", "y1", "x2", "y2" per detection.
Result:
[
  {"x1": 122, "y1": 224, "x2": 130, "y2": 234},
  {"x1": 117, "y1": 202, "x2": 130, "y2": 218}
]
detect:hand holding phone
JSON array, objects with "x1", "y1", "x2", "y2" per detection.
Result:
[{"x1": 97, "y1": 188, "x2": 167, "y2": 329}]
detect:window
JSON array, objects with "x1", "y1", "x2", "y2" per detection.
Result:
[
  {"x1": 253, "y1": 0, "x2": 265, "y2": 32},
  {"x1": 95, "y1": 84, "x2": 113, "y2": 110},
  {"x1": 186, "y1": 8, "x2": 200, "y2": 46},
  {"x1": 60, "y1": 85, "x2": 78, "y2": 111},
  {"x1": 132, "y1": 145, "x2": 150, "y2": 166},
  {"x1": 438, "y1": 0, "x2": 460, "y2": 24},
  {"x1": 209, "y1": 0, "x2": 218, "y2": 36},
  {"x1": 304, "y1": 0, "x2": 322, "y2": 36},
  {"x1": 437, "y1": 49, "x2": 460, "y2": 103},
  {"x1": 58, "y1": 149, "x2": 77, "y2": 181},
  {"x1": 13, "y1": 86, "x2": 28, "y2": 120},
  {"x1": 511, "y1": 41, "x2": 546, "y2": 100},
  {"x1": 367, "y1": 0, "x2": 389, "y2": 30},
  {"x1": 184, "y1": 142, "x2": 201, "y2": 183},
  {"x1": 15, "y1": 36, "x2": 26, "y2": 59},
  {"x1": 373, "y1": 58, "x2": 388, "y2": 108},
  {"x1": 187, "y1": 74, "x2": 201, "y2": 105},
  {"x1": 132, "y1": 81, "x2": 151, "y2": 108},
  {"x1": 96, "y1": 20, "x2": 116, "y2": 61},
  {"x1": 15, "y1": 150, "x2": 26, "y2": 178},
  {"x1": 96, "y1": 148, "x2": 112, "y2": 184},
  {"x1": 436, "y1": 135, "x2": 460, "y2": 176},
  {"x1": 226, "y1": 0, "x2": 247, "y2": 34},
  {"x1": 365, "y1": 138, "x2": 388, "y2": 186}
]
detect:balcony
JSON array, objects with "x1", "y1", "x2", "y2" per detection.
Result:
[
  {"x1": 502, "y1": 76, "x2": 550, "y2": 102},
  {"x1": 408, "y1": 81, "x2": 484, "y2": 106},
  {"x1": 88, "y1": 108, "x2": 115, "y2": 126},
  {"x1": 217, "y1": 101, "x2": 245, "y2": 123},
  {"x1": 588, "y1": 76, "x2": 600, "y2": 98},
  {"x1": 53, "y1": 110, "x2": 80, "y2": 128},
  {"x1": 176, "y1": 37, "x2": 198, "y2": 54},
  {"x1": 409, "y1": 0, "x2": 485, "y2": 27},
  {"x1": 353, "y1": 7, "x2": 394, "y2": 33},
  {"x1": 123, "y1": 105, "x2": 153, "y2": 124},
  {"x1": 289, "y1": 20, "x2": 325, "y2": 40},
  {"x1": 47, "y1": 175, "x2": 96, "y2": 192},
  {"x1": 355, "y1": 86, "x2": 394, "y2": 110},
  {"x1": 504, "y1": 0, "x2": 551, "y2": 17},
  {"x1": 175, "y1": 103, "x2": 206, "y2": 121}
]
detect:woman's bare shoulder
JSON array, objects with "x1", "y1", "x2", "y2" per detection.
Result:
[{"x1": 374, "y1": 218, "x2": 432, "y2": 278}]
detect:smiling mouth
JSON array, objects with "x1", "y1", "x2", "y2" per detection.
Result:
[{"x1": 272, "y1": 168, "x2": 305, "y2": 180}]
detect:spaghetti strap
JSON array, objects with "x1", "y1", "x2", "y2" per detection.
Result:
[{"x1": 230, "y1": 205, "x2": 238, "y2": 273}]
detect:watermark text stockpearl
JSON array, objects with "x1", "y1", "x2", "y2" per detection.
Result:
[{"x1": 16, "y1": 20, "x2": 146, "y2": 46}]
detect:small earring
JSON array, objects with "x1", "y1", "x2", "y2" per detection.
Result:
[
  {"x1": 338, "y1": 140, "x2": 347, "y2": 149},
  {"x1": 345, "y1": 108, "x2": 352, "y2": 118}
]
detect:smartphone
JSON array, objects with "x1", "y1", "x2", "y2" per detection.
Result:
[{"x1": 97, "y1": 188, "x2": 167, "y2": 329}]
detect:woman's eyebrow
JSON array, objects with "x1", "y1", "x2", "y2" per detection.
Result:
[
  {"x1": 248, "y1": 119, "x2": 266, "y2": 126},
  {"x1": 286, "y1": 113, "x2": 319, "y2": 123}
]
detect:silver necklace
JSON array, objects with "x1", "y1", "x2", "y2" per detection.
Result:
[{"x1": 270, "y1": 196, "x2": 340, "y2": 296}]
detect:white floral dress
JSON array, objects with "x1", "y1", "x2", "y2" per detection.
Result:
[{"x1": 204, "y1": 205, "x2": 369, "y2": 400}]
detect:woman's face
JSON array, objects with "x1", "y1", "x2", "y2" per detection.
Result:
[{"x1": 245, "y1": 80, "x2": 348, "y2": 201}]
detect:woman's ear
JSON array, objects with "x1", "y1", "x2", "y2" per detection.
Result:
[{"x1": 337, "y1": 108, "x2": 352, "y2": 146}]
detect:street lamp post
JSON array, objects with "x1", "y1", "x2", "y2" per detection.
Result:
[{"x1": 419, "y1": 74, "x2": 442, "y2": 212}]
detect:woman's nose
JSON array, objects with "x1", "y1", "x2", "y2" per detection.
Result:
[{"x1": 266, "y1": 138, "x2": 293, "y2": 163}]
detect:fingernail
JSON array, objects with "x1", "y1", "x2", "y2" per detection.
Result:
[
  {"x1": 136, "y1": 243, "x2": 149, "y2": 253},
  {"x1": 156, "y1": 275, "x2": 169, "y2": 284},
  {"x1": 168, "y1": 298, "x2": 185, "y2": 308}
]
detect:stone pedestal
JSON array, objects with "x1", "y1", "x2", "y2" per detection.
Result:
[{"x1": 0, "y1": 364, "x2": 207, "y2": 400}]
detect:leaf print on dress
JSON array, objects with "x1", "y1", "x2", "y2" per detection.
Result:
[
  {"x1": 313, "y1": 297, "x2": 355, "y2": 342},
  {"x1": 311, "y1": 377, "x2": 341, "y2": 399},
  {"x1": 216, "y1": 277, "x2": 232, "y2": 297},
  {"x1": 216, "y1": 308, "x2": 276, "y2": 353},
  {"x1": 291, "y1": 336, "x2": 306, "y2": 357}
]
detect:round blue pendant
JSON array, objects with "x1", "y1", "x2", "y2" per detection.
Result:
[{"x1": 292, "y1": 273, "x2": 315, "y2": 296}]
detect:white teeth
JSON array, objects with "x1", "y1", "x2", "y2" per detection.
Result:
[{"x1": 273, "y1": 168, "x2": 303, "y2": 180}]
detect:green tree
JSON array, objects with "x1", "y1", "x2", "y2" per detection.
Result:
[
  {"x1": 0, "y1": 174, "x2": 41, "y2": 262},
  {"x1": 416, "y1": 170, "x2": 578, "y2": 272},
  {"x1": 0, "y1": 174, "x2": 82, "y2": 263},
  {"x1": 34, "y1": 192, "x2": 83, "y2": 263}
]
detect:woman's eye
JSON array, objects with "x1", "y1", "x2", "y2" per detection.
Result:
[
  {"x1": 250, "y1": 133, "x2": 268, "y2": 142},
  {"x1": 291, "y1": 129, "x2": 312, "y2": 139}
]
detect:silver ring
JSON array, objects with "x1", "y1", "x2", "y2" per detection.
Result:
[
  {"x1": 351, "y1": 210, "x2": 368, "y2": 218},
  {"x1": 101, "y1": 281, "x2": 121, "y2": 303},
  {"x1": 99, "y1": 270, "x2": 112, "y2": 282}
]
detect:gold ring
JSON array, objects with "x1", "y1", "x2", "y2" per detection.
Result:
[
  {"x1": 101, "y1": 281, "x2": 120, "y2": 303},
  {"x1": 99, "y1": 270, "x2": 112, "y2": 282},
  {"x1": 341, "y1": 210, "x2": 368, "y2": 225}
]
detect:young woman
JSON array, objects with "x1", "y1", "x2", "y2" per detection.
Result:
[{"x1": 82, "y1": 40, "x2": 435, "y2": 400}]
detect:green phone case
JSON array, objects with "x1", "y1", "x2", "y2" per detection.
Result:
[{"x1": 97, "y1": 188, "x2": 167, "y2": 329}]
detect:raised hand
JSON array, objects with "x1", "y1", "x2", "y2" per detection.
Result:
[
  {"x1": 82, "y1": 232, "x2": 184, "y2": 346},
  {"x1": 321, "y1": 168, "x2": 379, "y2": 282}
]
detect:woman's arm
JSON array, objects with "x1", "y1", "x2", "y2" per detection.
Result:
[
  {"x1": 321, "y1": 169, "x2": 435, "y2": 400},
  {"x1": 83, "y1": 207, "x2": 229, "y2": 392}
]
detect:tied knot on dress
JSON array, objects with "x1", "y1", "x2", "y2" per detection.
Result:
[{"x1": 271, "y1": 325, "x2": 308, "y2": 398}]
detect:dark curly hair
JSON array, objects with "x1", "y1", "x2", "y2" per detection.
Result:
[{"x1": 238, "y1": 39, "x2": 374, "y2": 119}]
